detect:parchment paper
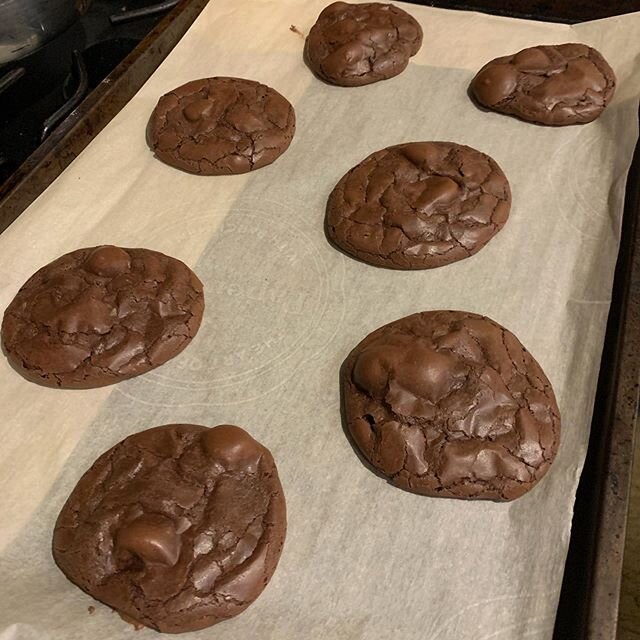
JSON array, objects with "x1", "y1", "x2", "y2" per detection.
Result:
[{"x1": 1, "y1": 2, "x2": 640, "y2": 638}]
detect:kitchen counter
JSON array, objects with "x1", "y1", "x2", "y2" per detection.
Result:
[
  {"x1": 619, "y1": 324, "x2": 640, "y2": 640},
  {"x1": 620, "y1": 463, "x2": 640, "y2": 637}
]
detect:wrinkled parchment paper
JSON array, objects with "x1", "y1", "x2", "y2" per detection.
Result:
[{"x1": 1, "y1": 2, "x2": 640, "y2": 638}]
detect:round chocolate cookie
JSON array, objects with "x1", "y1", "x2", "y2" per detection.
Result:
[
  {"x1": 304, "y1": 2, "x2": 423, "y2": 87},
  {"x1": 470, "y1": 43, "x2": 616, "y2": 126},
  {"x1": 326, "y1": 142, "x2": 511, "y2": 269},
  {"x1": 1, "y1": 245, "x2": 204, "y2": 388},
  {"x1": 53, "y1": 424, "x2": 287, "y2": 633},
  {"x1": 148, "y1": 77, "x2": 296, "y2": 175},
  {"x1": 341, "y1": 311, "x2": 560, "y2": 501}
]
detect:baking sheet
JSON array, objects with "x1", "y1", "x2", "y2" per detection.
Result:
[{"x1": 1, "y1": 1, "x2": 640, "y2": 638}]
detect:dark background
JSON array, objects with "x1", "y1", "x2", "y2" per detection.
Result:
[{"x1": 419, "y1": 0, "x2": 640, "y2": 22}]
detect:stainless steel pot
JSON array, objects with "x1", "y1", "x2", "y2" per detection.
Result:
[{"x1": 0, "y1": 0, "x2": 91, "y2": 65}]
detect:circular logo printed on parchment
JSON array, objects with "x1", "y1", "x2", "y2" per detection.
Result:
[
  {"x1": 547, "y1": 124, "x2": 623, "y2": 240},
  {"x1": 117, "y1": 198, "x2": 344, "y2": 406}
]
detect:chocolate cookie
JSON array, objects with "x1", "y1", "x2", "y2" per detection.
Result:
[
  {"x1": 304, "y1": 2, "x2": 423, "y2": 87},
  {"x1": 53, "y1": 423, "x2": 287, "y2": 633},
  {"x1": 342, "y1": 311, "x2": 560, "y2": 501},
  {"x1": 326, "y1": 142, "x2": 511, "y2": 269},
  {"x1": 148, "y1": 77, "x2": 296, "y2": 175},
  {"x1": 470, "y1": 43, "x2": 616, "y2": 126},
  {"x1": 1, "y1": 245, "x2": 204, "y2": 388}
]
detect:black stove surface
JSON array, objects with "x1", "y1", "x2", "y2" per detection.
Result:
[{"x1": 0, "y1": 1, "x2": 175, "y2": 187}]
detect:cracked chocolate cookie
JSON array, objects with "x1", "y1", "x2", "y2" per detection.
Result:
[
  {"x1": 53, "y1": 423, "x2": 287, "y2": 633},
  {"x1": 341, "y1": 311, "x2": 560, "y2": 501},
  {"x1": 304, "y1": 2, "x2": 423, "y2": 87},
  {"x1": 148, "y1": 77, "x2": 296, "y2": 175},
  {"x1": 1, "y1": 245, "x2": 204, "y2": 388},
  {"x1": 470, "y1": 43, "x2": 616, "y2": 126},
  {"x1": 326, "y1": 141, "x2": 511, "y2": 269}
]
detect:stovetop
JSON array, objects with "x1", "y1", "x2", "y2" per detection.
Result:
[{"x1": 0, "y1": 0, "x2": 177, "y2": 187}]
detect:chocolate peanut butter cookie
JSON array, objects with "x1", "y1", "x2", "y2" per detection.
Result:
[
  {"x1": 305, "y1": 2, "x2": 423, "y2": 86},
  {"x1": 53, "y1": 424, "x2": 287, "y2": 633},
  {"x1": 1, "y1": 245, "x2": 204, "y2": 388},
  {"x1": 342, "y1": 311, "x2": 560, "y2": 501},
  {"x1": 470, "y1": 43, "x2": 616, "y2": 126},
  {"x1": 326, "y1": 142, "x2": 511, "y2": 269},
  {"x1": 148, "y1": 77, "x2": 296, "y2": 174}
]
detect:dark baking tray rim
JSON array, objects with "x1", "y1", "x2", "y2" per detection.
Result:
[{"x1": 1, "y1": 1, "x2": 638, "y2": 639}]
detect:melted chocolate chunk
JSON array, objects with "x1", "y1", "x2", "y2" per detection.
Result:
[
  {"x1": 305, "y1": 2, "x2": 423, "y2": 87},
  {"x1": 341, "y1": 311, "x2": 560, "y2": 501},
  {"x1": 53, "y1": 424, "x2": 287, "y2": 633},
  {"x1": 470, "y1": 43, "x2": 616, "y2": 126},
  {"x1": 1, "y1": 246, "x2": 204, "y2": 388},
  {"x1": 326, "y1": 142, "x2": 511, "y2": 269}
]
